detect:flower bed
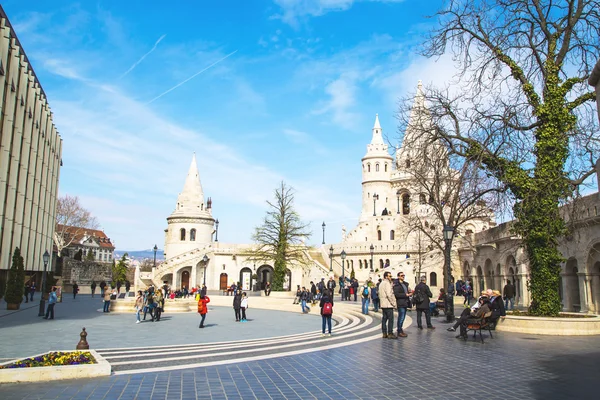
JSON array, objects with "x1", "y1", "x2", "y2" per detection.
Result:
[
  {"x1": 0, "y1": 351, "x2": 95, "y2": 369},
  {"x1": 0, "y1": 350, "x2": 110, "y2": 383}
]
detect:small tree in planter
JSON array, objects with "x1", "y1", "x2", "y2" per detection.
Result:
[{"x1": 5, "y1": 248, "x2": 25, "y2": 309}]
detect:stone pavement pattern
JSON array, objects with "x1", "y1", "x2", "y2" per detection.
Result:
[{"x1": 1, "y1": 296, "x2": 599, "y2": 399}]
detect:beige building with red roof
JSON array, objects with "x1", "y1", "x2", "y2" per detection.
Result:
[{"x1": 56, "y1": 225, "x2": 115, "y2": 264}]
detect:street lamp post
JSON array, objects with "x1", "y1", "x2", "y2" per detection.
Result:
[
  {"x1": 322, "y1": 222, "x2": 326, "y2": 245},
  {"x1": 202, "y1": 254, "x2": 209, "y2": 286},
  {"x1": 340, "y1": 250, "x2": 346, "y2": 300},
  {"x1": 443, "y1": 225, "x2": 455, "y2": 322},
  {"x1": 329, "y1": 245, "x2": 334, "y2": 272},
  {"x1": 153, "y1": 244, "x2": 158, "y2": 268},
  {"x1": 38, "y1": 250, "x2": 50, "y2": 317},
  {"x1": 370, "y1": 244, "x2": 374, "y2": 271},
  {"x1": 372, "y1": 193, "x2": 379, "y2": 216},
  {"x1": 215, "y1": 219, "x2": 219, "y2": 242}
]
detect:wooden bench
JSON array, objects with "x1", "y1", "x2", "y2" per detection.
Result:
[{"x1": 465, "y1": 311, "x2": 494, "y2": 343}]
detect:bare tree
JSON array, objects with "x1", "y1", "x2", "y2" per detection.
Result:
[
  {"x1": 54, "y1": 195, "x2": 99, "y2": 257},
  {"x1": 413, "y1": 0, "x2": 600, "y2": 316},
  {"x1": 397, "y1": 103, "x2": 506, "y2": 319},
  {"x1": 248, "y1": 182, "x2": 311, "y2": 291}
]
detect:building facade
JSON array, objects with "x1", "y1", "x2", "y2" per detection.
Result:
[
  {"x1": 56, "y1": 225, "x2": 115, "y2": 263},
  {"x1": 0, "y1": 6, "x2": 62, "y2": 277}
]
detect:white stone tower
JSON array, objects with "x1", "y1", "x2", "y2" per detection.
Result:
[
  {"x1": 163, "y1": 154, "x2": 215, "y2": 259},
  {"x1": 361, "y1": 114, "x2": 393, "y2": 222}
]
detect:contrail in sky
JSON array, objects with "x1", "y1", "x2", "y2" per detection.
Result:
[
  {"x1": 120, "y1": 34, "x2": 167, "y2": 78},
  {"x1": 146, "y1": 50, "x2": 238, "y2": 105}
]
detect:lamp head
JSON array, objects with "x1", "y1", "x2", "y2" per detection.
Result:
[
  {"x1": 340, "y1": 250, "x2": 346, "y2": 260},
  {"x1": 43, "y1": 250, "x2": 50, "y2": 264},
  {"x1": 202, "y1": 255, "x2": 209, "y2": 263}
]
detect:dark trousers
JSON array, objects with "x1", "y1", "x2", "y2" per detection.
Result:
[
  {"x1": 103, "y1": 300, "x2": 110, "y2": 312},
  {"x1": 241, "y1": 307, "x2": 247, "y2": 320},
  {"x1": 382, "y1": 308, "x2": 394, "y2": 334},
  {"x1": 235, "y1": 308, "x2": 241, "y2": 321},
  {"x1": 199, "y1": 313, "x2": 206, "y2": 327},
  {"x1": 45, "y1": 303, "x2": 55, "y2": 319},
  {"x1": 353, "y1": 291, "x2": 357, "y2": 302},
  {"x1": 453, "y1": 308, "x2": 472, "y2": 329},
  {"x1": 155, "y1": 307, "x2": 162, "y2": 321},
  {"x1": 30, "y1": 291, "x2": 34, "y2": 301},
  {"x1": 416, "y1": 308, "x2": 432, "y2": 328},
  {"x1": 322, "y1": 315, "x2": 332, "y2": 333},
  {"x1": 144, "y1": 307, "x2": 154, "y2": 321}
]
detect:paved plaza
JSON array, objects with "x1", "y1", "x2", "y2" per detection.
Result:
[{"x1": 0, "y1": 296, "x2": 599, "y2": 399}]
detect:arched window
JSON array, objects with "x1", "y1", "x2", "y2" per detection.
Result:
[
  {"x1": 375, "y1": 163, "x2": 380, "y2": 172},
  {"x1": 190, "y1": 229, "x2": 196, "y2": 241},
  {"x1": 384, "y1": 163, "x2": 388, "y2": 172},
  {"x1": 379, "y1": 259, "x2": 384, "y2": 269},
  {"x1": 359, "y1": 260, "x2": 363, "y2": 269},
  {"x1": 350, "y1": 260, "x2": 354, "y2": 268},
  {"x1": 405, "y1": 159, "x2": 411, "y2": 168},
  {"x1": 402, "y1": 194, "x2": 410, "y2": 215},
  {"x1": 367, "y1": 163, "x2": 371, "y2": 172},
  {"x1": 430, "y1": 272, "x2": 438, "y2": 286},
  {"x1": 419, "y1": 193, "x2": 426, "y2": 204},
  {"x1": 377, "y1": 230, "x2": 382, "y2": 241},
  {"x1": 428, "y1": 195, "x2": 434, "y2": 205},
  {"x1": 180, "y1": 228, "x2": 186, "y2": 241},
  {"x1": 390, "y1": 230, "x2": 395, "y2": 240},
  {"x1": 385, "y1": 259, "x2": 390, "y2": 268}
]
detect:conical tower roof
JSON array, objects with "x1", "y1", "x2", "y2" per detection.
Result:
[{"x1": 170, "y1": 154, "x2": 210, "y2": 218}]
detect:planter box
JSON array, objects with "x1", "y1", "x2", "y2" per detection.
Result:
[
  {"x1": 0, "y1": 350, "x2": 111, "y2": 383},
  {"x1": 496, "y1": 313, "x2": 600, "y2": 335},
  {"x1": 6, "y1": 303, "x2": 20, "y2": 310}
]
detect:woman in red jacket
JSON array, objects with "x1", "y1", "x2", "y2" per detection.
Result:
[{"x1": 197, "y1": 294, "x2": 210, "y2": 328}]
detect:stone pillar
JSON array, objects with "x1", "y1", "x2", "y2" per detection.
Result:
[
  {"x1": 560, "y1": 273, "x2": 570, "y2": 311},
  {"x1": 578, "y1": 273, "x2": 588, "y2": 313},
  {"x1": 585, "y1": 276, "x2": 595, "y2": 314},
  {"x1": 593, "y1": 274, "x2": 600, "y2": 314},
  {"x1": 172, "y1": 268, "x2": 179, "y2": 291},
  {"x1": 191, "y1": 265, "x2": 197, "y2": 289},
  {"x1": 519, "y1": 273, "x2": 530, "y2": 308}
]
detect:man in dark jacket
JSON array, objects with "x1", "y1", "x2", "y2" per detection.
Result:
[
  {"x1": 310, "y1": 281, "x2": 318, "y2": 305},
  {"x1": 414, "y1": 275, "x2": 435, "y2": 330},
  {"x1": 233, "y1": 291, "x2": 242, "y2": 321},
  {"x1": 352, "y1": 279, "x2": 359, "y2": 301},
  {"x1": 371, "y1": 284, "x2": 380, "y2": 312},
  {"x1": 327, "y1": 277, "x2": 336, "y2": 297},
  {"x1": 503, "y1": 280, "x2": 516, "y2": 310},
  {"x1": 393, "y1": 271, "x2": 411, "y2": 337},
  {"x1": 317, "y1": 279, "x2": 325, "y2": 300}
]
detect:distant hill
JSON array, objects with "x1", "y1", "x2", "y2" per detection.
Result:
[{"x1": 115, "y1": 249, "x2": 165, "y2": 261}]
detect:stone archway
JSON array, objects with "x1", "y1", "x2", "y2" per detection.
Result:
[
  {"x1": 462, "y1": 261, "x2": 470, "y2": 281},
  {"x1": 256, "y1": 265, "x2": 274, "y2": 291},
  {"x1": 239, "y1": 267, "x2": 253, "y2": 291},
  {"x1": 476, "y1": 266, "x2": 484, "y2": 294},
  {"x1": 586, "y1": 241, "x2": 600, "y2": 313},
  {"x1": 283, "y1": 268, "x2": 292, "y2": 291},
  {"x1": 564, "y1": 258, "x2": 580, "y2": 312},
  {"x1": 484, "y1": 259, "x2": 493, "y2": 290},
  {"x1": 181, "y1": 270, "x2": 190, "y2": 291}
]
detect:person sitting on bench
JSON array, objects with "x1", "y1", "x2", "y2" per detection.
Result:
[
  {"x1": 455, "y1": 295, "x2": 491, "y2": 339},
  {"x1": 447, "y1": 289, "x2": 492, "y2": 332}
]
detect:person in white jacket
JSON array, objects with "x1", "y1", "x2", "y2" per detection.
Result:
[
  {"x1": 240, "y1": 292, "x2": 249, "y2": 322},
  {"x1": 379, "y1": 271, "x2": 396, "y2": 339}
]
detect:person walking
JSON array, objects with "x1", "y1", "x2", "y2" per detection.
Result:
[
  {"x1": 103, "y1": 286, "x2": 111, "y2": 312},
  {"x1": 463, "y1": 280, "x2": 472, "y2": 306},
  {"x1": 154, "y1": 289, "x2": 164, "y2": 321},
  {"x1": 134, "y1": 290, "x2": 144, "y2": 323},
  {"x1": 264, "y1": 281, "x2": 271, "y2": 296},
  {"x1": 352, "y1": 279, "x2": 359, "y2": 302},
  {"x1": 197, "y1": 294, "x2": 210, "y2": 328},
  {"x1": 361, "y1": 282, "x2": 370, "y2": 314},
  {"x1": 91, "y1": 282, "x2": 97, "y2": 298},
  {"x1": 99, "y1": 281, "x2": 106, "y2": 297},
  {"x1": 310, "y1": 281, "x2": 318, "y2": 306},
  {"x1": 233, "y1": 290, "x2": 242, "y2": 321},
  {"x1": 29, "y1": 282, "x2": 35, "y2": 302},
  {"x1": 393, "y1": 271, "x2": 411, "y2": 338},
  {"x1": 43, "y1": 287, "x2": 58, "y2": 320},
  {"x1": 240, "y1": 292, "x2": 249, "y2": 322},
  {"x1": 503, "y1": 280, "x2": 515, "y2": 310},
  {"x1": 73, "y1": 282, "x2": 79, "y2": 299},
  {"x1": 300, "y1": 287, "x2": 311, "y2": 313},
  {"x1": 320, "y1": 289, "x2": 334, "y2": 337},
  {"x1": 414, "y1": 275, "x2": 435, "y2": 330},
  {"x1": 326, "y1": 277, "x2": 336, "y2": 299},
  {"x1": 379, "y1": 272, "x2": 396, "y2": 339},
  {"x1": 24, "y1": 283, "x2": 30, "y2": 303}
]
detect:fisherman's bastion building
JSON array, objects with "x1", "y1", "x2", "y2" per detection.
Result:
[{"x1": 138, "y1": 83, "x2": 600, "y2": 315}]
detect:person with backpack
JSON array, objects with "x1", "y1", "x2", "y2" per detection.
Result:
[
  {"x1": 320, "y1": 289, "x2": 334, "y2": 337},
  {"x1": 233, "y1": 291, "x2": 242, "y2": 322},
  {"x1": 197, "y1": 294, "x2": 211, "y2": 328},
  {"x1": 414, "y1": 275, "x2": 435, "y2": 330},
  {"x1": 393, "y1": 271, "x2": 412, "y2": 337},
  {"x1": 361, "y1": 282, "x2": 370, "y2": 314}
]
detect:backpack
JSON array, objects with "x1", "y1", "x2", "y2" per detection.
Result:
[
  {"x1": 413, "y1": 289, "x2": 424, "y2": 304},
  {"x1": 362, "y1": 286, "x2": 369, "y2": 298},
  {"x1": 323, "y1": 302, "x2": 333, "y2": 316},
  {"x1": 198, "y1": 299, "x2": 206, "y2": 314}
]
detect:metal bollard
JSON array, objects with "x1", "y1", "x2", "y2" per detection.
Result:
[{"x1": 76, "y1": 327, "x2": 90, "y2": 350}]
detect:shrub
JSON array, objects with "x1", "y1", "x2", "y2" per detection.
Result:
[{"x1": 5, "y1": 248, "x2": 25, "y2": 304}]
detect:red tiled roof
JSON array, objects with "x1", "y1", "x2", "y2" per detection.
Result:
[{"x1": 56, "y1": 224, "x2": 114, "y2": 249}]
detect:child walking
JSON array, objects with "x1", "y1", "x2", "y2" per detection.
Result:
[
  {"x1": 197, "y1": 294, "x2": 210, "y2": 328},
  {"x1": 240, "y1": 292, "x2": 249, "y2": 322}
]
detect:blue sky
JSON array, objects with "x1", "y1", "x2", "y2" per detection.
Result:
[{"x1": 5, "y1": 0, "x2": 462, "y2": 250}]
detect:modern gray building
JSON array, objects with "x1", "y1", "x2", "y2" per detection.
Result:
[{"x1": 0, "y1": 6, "x2": 62, "y2": 278}]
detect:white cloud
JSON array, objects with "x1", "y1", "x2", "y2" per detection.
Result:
[
  {"x1": 273, "y1": 0, "x2": 405, "y2": 26},
  {"x1": 120, "y1": 34, "x2": 167, "y2": 78},
  {"x1": 313, "y1": 74, "x2": 360, "y2": 129}
]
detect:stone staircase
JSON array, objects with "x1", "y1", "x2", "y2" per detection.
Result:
[{"x1": 151, "y1": 245, "x2": 212, "y2": 285}]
